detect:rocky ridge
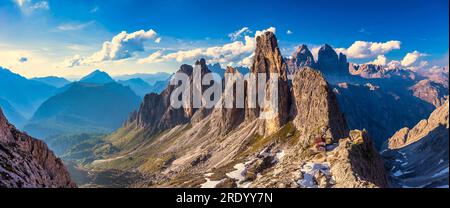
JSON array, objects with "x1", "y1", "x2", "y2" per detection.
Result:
[
  {"x1": 382, "y1": 100, "x2": 449, "y2": 188},
  {"x1": 0, "y1": 108, "x2": 75, "y2": 188}
]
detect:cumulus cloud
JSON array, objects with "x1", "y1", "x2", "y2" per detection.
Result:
[
  {"x1": 138, "y1": 27, "x2": 276, "y2": 67},
  {"x1": 228, "y1": 27, "x2": 252, "y2": 41},
  {"x1": 401, "y1": 50, "x2": 427, "y2": 67},
  {"x1": 368, "y1": 55, "x2": 387, "y2": 66},
  {"x1": 339, "y1": 40, "x2": 401, "y2": 59},
  {"x1": 63, "y1": 54, "x2": 85, "y2": 68},
  {"x1": 286, "y1": 30, "x2": 293, "y2": 35},
  {"x1": 64, "y1": 29, "x2": 159, "y2": 67},
  {"x1": 15, "y1": 0, "x2": 49, "y2": 14}
]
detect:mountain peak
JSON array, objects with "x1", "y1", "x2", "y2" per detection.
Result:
[
  {"x1": 80, "y1": 69, "x2": 114, "y2": 84},
  {"x1": 287, "y1": 44, "x2": 317, "y2": 73},
  {"x1": 248, "y1": 31, "x2": 290, "y2": 135}
]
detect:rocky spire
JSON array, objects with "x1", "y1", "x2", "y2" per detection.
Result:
[
  {"x1": 317, "y1": 44, "x2": 339, "y2": 73},
  {"x1": 246, "y1": 31, "x2": 290, "y2": 135},
  {"x1": 287, "y1": 44, "x2": 318, "y2": 73},
  {"x1": 338, "y1": 52, "x2": 349, "y2": 72},
  {"x1": 0, "y1": 108, "x2": 76, "y2": 188},
  {"x1": 214, "y1": 66, "x2": 245, "y2": 134},
  {"x1": 134, "y1": 59, "x2": 214, "y2": 134},
  {"x1": 290, "y1": 67, "x2": 349, "y2": 145}
]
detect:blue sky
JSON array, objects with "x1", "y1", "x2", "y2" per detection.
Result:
[{"x1": 0, "y1": 0, "x2": 448, "y2": 78}]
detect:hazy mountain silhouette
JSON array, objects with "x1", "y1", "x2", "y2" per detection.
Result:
[
  {"x1": 24, "y1": 82, "x2": 141, "y2": 138},
  {"x1": 32, "y1": 76, "x2": 71, "y2": 88},
  {"x1": 0, "y1": 67, "x2": 57, "y2": 118}
]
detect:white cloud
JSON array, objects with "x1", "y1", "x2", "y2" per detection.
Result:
[
  {"x1": 311, "y1": 46, "x2": 320, "y2": 61},
  {"x1": 339, "y1": 40, "x2": 401, "y2": 59},
  {"x1": 139, "y1": 27, "x2": 275, "y2": 67},
  {"x1": 228, "y1": 27, "x2": 252, "y2": 41},
  {"x1": 154, "y1": 37, "x2": 162, "y2": 44},
  {"x1": 401, "y1": 50, "x2": 427, "y2": 67},
  {"x1": 63, "y1": 54, "x2": 84, "y2": 68},
  {"x1": 57, "y1": 21, "x2": 94, "y2": 31},
  {"x1": 286, "y1": 30, "x2": 293, "y2": 35},
  {"x1": 137, "y1": 50, "x2": 165, "y2": 64},
  {"x1": 64, "y1": 29, "x2": 159, "y2": 67},
  {"x1": 368, "y1": 55, "x2": 387, "y2": 66},
  {"x1": 15, "y1": 0, "x2": 49, "y2": 14}
]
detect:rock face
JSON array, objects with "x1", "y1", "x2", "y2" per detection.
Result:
[
  {"x1": 329, "y1": 130, "x2": 388, "y2": 188},
  {"x1": 291, "y1": 67, "x2": 349, "y2": 145},
  {"x1": 286, "y1": 45, "x2": 317, "y2": 73},
  {"x1": 317, "y1": 44, "x2": 339, "y2": 74},
  {"x1": 246, "y1": 31, "x2": 290, "y2": 135},
  {"x1": 409, "y1": 79, "x2": 448, "y2": 107},
  {"x1": 383, "y1": 100, "x2": 449, "y2": 188},
  {"x1": 215, "y1": 66, "x2": 245, "y2": 134},
  {"x1": 0, "y1": 108, "x2": 75, "y2": 188}
]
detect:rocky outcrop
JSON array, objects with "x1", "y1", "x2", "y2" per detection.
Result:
[
  {"x1": 409, "y1": 79, "x2": 448, "y2": 107},
  {"x1": 246, "y1": 31, "x2": 290, "y2": 135},
  {"x1": 388, "y1": 100, "x2": 449, "y2": 149},
  {"x1": 291, "y1": 67, "x2": 349, "y2": 145},
  {"x1": 329, "y1": 130, "x2": 388, "y2": 188},
  {"x1": 0, "y1": 108, "x2": 76, "y2": 188},
  {"x1": 383, "y1": 100, "x2": 449, "y2": 188},
  {"x1": 286, "y1": 45, "x2": 317, "y2": 73}
]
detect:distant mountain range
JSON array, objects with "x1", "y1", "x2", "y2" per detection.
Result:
[
  {"x1": 24, "y1": 70, "x2": 142, "y2": 138},
  {"x1": 0, "y1": 98, "x2": 26, "y2": 128},
  {"x1": 0, "y1": 67, "x2": 57, "y2": 119},
  {"x1": 31, "y1": 76, "x2": 71, "y2": 88},
  {"x1": 114, "y1": 72, "x2": 171, "y2": 85}
]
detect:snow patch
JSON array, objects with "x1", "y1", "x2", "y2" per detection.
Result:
[
  {"x1": 297, "y1": 162, "x2": 331, "y2": 188},
  {"x1": 226, "y1": 161, "x2": 252, "y2": 188},
  {"x1": 200, "y1": 178, "x2": 224, "y2": 188}
]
